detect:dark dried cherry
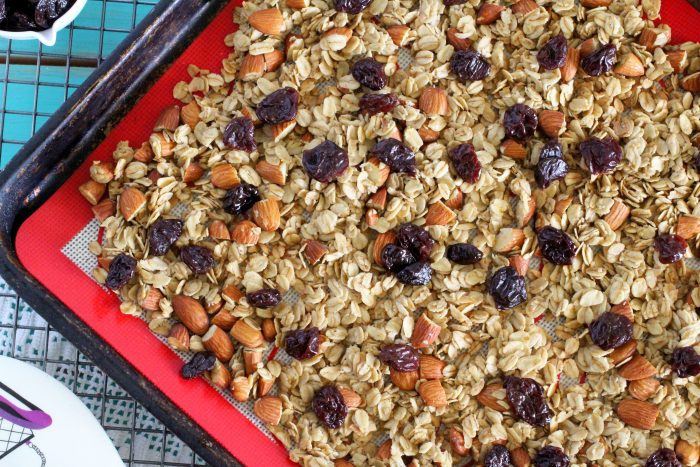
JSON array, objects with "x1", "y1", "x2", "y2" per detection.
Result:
[
  {"x1": 149, "y1": 218, "x2": 184, "y2": 256},
  {"x1": 533, "y1": 446, "x2": 569, "y2": 467},
  {"x1": 645, "y1": 448, "x2": 682, "y2": 467},
  {"x1": 580, "y1": 137, "x2": 622, "y2": 174},
  {"x1": 247, "y1": 288, "x2": 282, "y2": 308},
  {"x1": 369, "y1": 139, "x2": 416, "y2": 175},
  {"x1": 359, "y1": 93, "x2": 399, "y2": 115},
  {"x1": 181, "y1": 351, "x2": 216, "y2": 379},
  {"x1": 312, "y1": 385, "x2": 348, "y2": 429},
  {"x1": 379, "y1": 343, "x2": 419, "y2": 372},
  {"x1": 484, "y1": 445, "x2": 511, "y2": 467},
  {"x1": 335, "y1": 0, "x2": 372, "y2": 14},
  {"x1": 588, "y1": 311, "x2": 633, "y2": 350},
  {"x1": 256, "y1": 87, "x2": 299, "y2": 125},
  {"x1": 0, "y1": 0, "x2": 74, "y2": 31},
  {"x1": 381, "y1": 244, "x2": 416, "y2": 274},
  {"x1": 450, "y1": 49, "x2": 491, "y2": 81},
  {"x1": 396, "y1": 262, "x2": 432, "y2": 285},
  {"x1": 302, "y1": 140, "x2": 349, "y2": 183},
  {"x1": 537, "y1": 35, "x2": 568, "y2": 70},
  {"x1": 580, "y1": 43, "x2": 617, "y2": 77},
  {"x1": 223, "y1": 116, "x2": 256, "y2": 153},
  {"x1": 536, "y1": 158, "x2": 569, "y2": 188},
  {"x1": 670, "y1": 346, "x2": 700, "y2": 378},
  {"x1": 285, "y1": 327, "x2": 320, "y2": 360},
  {"x1": 540, "y1": 139, "x2": 563, "y2": 160},
  {"x1": 223, "y1": 183, "x2": 261, "y2": 215},
  {"x1": 396, "y1": 223, "x2": 435, "y2": 262},
  {"x1": 537, "y1": 226, "x2": 576, "y2": 265},
  {"x1": 446, "y1": 243, "x2": 483, "y2": 265},
  {"x1": 105, "y1": 254, "x2": 136, "y2": 290},
  {"x1": 180, "y1": 245, "x2": 215, "y2": 274},
  {"x1": 351, "y1": 57, "x2": 387, "y2": 90},
  {"x1": 504, "y1": 376, "x2": 552, "y2": 427},
  {"x1": 504, "y1": 103, "x2": 538, "y2": 141},
  {"x1": 449, "y1": 143, "x2": 481, "y2": 183},
  {"x1": 655, "y1": 234, "x2": 687, "y2": 264},
  {"x1": 488, "y1": 266, "x2": 527, "y2": 309}
]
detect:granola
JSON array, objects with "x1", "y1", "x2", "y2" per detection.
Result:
[{"x1": 78, "y1": 0, "x2": 700, "y2": 465}]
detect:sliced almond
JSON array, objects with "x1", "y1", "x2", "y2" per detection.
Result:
[
  {"x1": 172, "y1": 295, "x2": 209, "y2": 335},
  {"x1": 419, "y1": 87, "x2": 449, "y2": 116},
  {"x1": 231, "y1": 376, "x2": 251, "y2": 402},
  {"x1": 618, "y1": 354, "x2": 656, "y2": 380},
  {"x1": 511, "y1": 447, "x2": 531, "y2": 467},
  {"x1": 252, "y1": 199, "x2": 281, "y2": 232},
  {"x1": 79, "y1": 180, "x2": 106, "y2": 205},
  {"x1": 561, "y1": 47, "x2": 580, "y2": 82},
  {"x1": 92, "y1": 198, "x2": 115, "y2": 222},
  {"x1": 418, "y1": 125, "x2": 440, "y2": 143},
  {"x1": 373, "y1": 231, "x2": 397, "y2": 266},
  {"x1": 231, "y1": 220, "x2": 261, "y2": 245},
  {"x1": 418, "y1": 380, "x2": 447, "y2": 408},
  {"x1": 211, "y1": 310, "x2": 237, "y2": 332},
  {"x1": 539, "y1": 110, "x2": 565, "y2": 138},
  {"x1": 202, "y1": 325, "x2": 235, "y2": 363},
  {"x1": 604, "y1": 199, "x2": 631, "y2": 231},
  {"x1": 263, "y1": 50, "x2": 285, "y2": 72},
  {"x1": 476, "y1": 383, "x2": 509, "y2": 412},
  {"x1": 322, "y1": 27, "x2": 352, "y2": 51},
  {"x1": 446, "y1": 28, "x2": 471, "y2": 51},
  {"x1": 390, "y1": 368, "x2": 418, "y2": 390},
  {"x1": 425, "y1": 201, "x2": 456, "y2": 226},
  {"x1": 119, "y1": 187, "x2": 146, "y2": 221},
  {"x1": 154, "y1": 105, "x2": 180, "y2": 132},
  {"x1": 256, "y1": 160, "x2": 287, "y2": 185},
  {"x1": 610, "y1": 339, "x2": 637, "y2": 366},
  {"x1": 134, "y1": 142, "x2": 154, "y2": 163},
  {"x1": 386, "y1": 25, "x2": 410, "y2": 46},
  {"x1": 303, "y1": 239, "x2": 328, "y2": 265},
  {"x1": 139, "y1": 288, "x2": 163, "y2": 311},
  {"x1": 681, "y1": 72, "x2": 700, "y2": 93},
  {"x1": 638, "y1": 27, "x2": 671, "y2": 51},
  {"x1": 501, "y1": 139, "x2": 528, "y2": 159},
  {"x1": 446, "y1": 427, "x2": 468, "y2": 456},
  {"x1": 286, "y1": 0, "x2": 308, "y2": 8},
  {"x1": 183, "y1": 162, "x2": 204, "y2": 183},
  {"x1": 677, "y1": 215, "x2": 700, "y2": 239},
  {"x1": 249, "y1": 8, "x2": 284, "y2": 36},
  {"x1": 628, "y1": 378, "x2": 660, "y2": 401},
  {"x1": 675, "y1": 440, "x2": 700, "y2": 466},
  {"x1": 494, "y1": 228, "x2": 525, "y2": 253},
  {"x1": 509, "y1": 255, "x2": 529, "y2": 276},
  {"x1": 208, "y1": 220, "x2": 230, "y2": 240},
  {"x1": 338, "y1": 387, "x2": 362, "y2": 408},
  {"x1": 211, "y1": 164, "x2": 240, "y2": 189},
  {"x1": 412, "y1": 313, "x2": 442, "y2": 349},
  {"x1": 167, "y1": 323, "x2": 189, "y2": 351},
  {"x1": 230, "y1": 319, "x2": 265, "y2": 348},
  {"x1": 239, "y1": 54, "x2": 266, "y2": 81},
  {"x1": 270, "y1": 119, "x2": 296, "y2": 142},
  {"x1": 667, "y1": 50, "x2": 688, "y2": 73},
  {"x1": 511, "y1": 0, "x2": 537, "y2": 15},
  {"x1": 254, "y1": 396, "x2": 283, "y2": 425},
  {"x1": 243, "y1": 348, "x2": 263, "y2": 375},
  {"x1": 367, "y1": 157, "x2": 390, "y2": 186},
  {"x1": 419, "y1": 355, "x2": 445, "y2": 380},
  {"x1": 445, "y1": 189, "x2": 463, "y2": 209},
  {"x1": 180, "y1": 101, "x2": 201, "y2": 129},
  {"x1": 477, "y1": 3, "x2": 504, "y2": 24},
  {"x1": 614, "y1": 53, "x2": 645, "y2": 77},
  {"x1": 261, "y1": 318, "x2": 276, "y2": 342},
  {"x1": 368, "y1": 187, "x2": 387, "y2": 210},
  {"x1": 581, "y1": 0, "x2": 611, "y2": 7},
  {"x1": 610, "y1": 301, "x2": 633, "y2": 322},
  {"x1": 617, "y1": 399, "x2": 659, "y2": 430}
]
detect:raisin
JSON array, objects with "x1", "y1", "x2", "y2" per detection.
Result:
[
  {"x1": 504, "y1": 103, "x2": 539, "y2": 141},
  {"x1": 533, "y1": 446, "x2": 569, "y2": 467},
  {"x1": 223, "y1": 116, "x2": 256, "y2": 153},
  {"x1": 484, "y1": 445, "x2": 511, "y2": 467},
  {"x1": 654, "y1": 234, "x2": 687, "y2": 264},
  {"x1": 369, "y1": 139, "x2": 416, "y2": 175},
  {"x1": 312, "y1": 385, "x2": 348, "y2": 429},
  {"x1": 247, "y1": 288, "x2": 283, "y2": 308},
  {"x1": 537, "y1": 35, "x2": 568, "y2": 70},
  {"x1": 537, "y1": 226, "x2": 576, "y2": 265},
  {"x1": 381, "y1": 244, "x2": 416, "y2": 273},
  {"x1": 359, "y1": 93, "x2": 399, "y2": 115},
  {"x1": 581, "y1": 43, "x2": 617, "y2": 77},
  {"x1": 105, "y1": 254, "x2": 137, "y2": 290},
  {"x1": 450, "y1": 49, "x2": 491, "y2": 81},
  {"x1": 580, "y1": 137, "x2": 622, "y2": 175},
  {"x1": 180, "y1": 245, "x2": 215, "y2": 274},
  {"x1": 446, "y1": 243, "x2": 483, "y2": 265},
  {"x1": 396, "y1": 223, "x2": 435, "y2": 262},
  {"x1": 504, "y1": 376, "x2": 552, "y2": 427},
  {"x1": 351, "y1": 57, "x2": 387, "y2": 90},
  {"x1": 285, "y1": 327, "x2": 320, "y2": 360},
  {"x1": 396, "y1": 262, "x2": 432, "y2": 285},
  {"x1": 588, "y1": 311, "x2": 633, "y2": 350},
  {"x1": 181, "y1": 351, "x2": 217, "y2": 379},
  {"x1": 540, "y1": 140, "x2": 563, "y2": 160},
  {"x1": 302, "y1": 140, "x2": 350, "y2": 183},
  {"x1": 645, "y1": 448, "x2": 682, "y2": 467},
  {"x1": 149, "y1": 218, "x2": 184, "y2": 256},
  {"x1": 379, "y1": 344, "x2": 419, "y2": 372},
  {"x1": 536, "y1": 158, "x2": 569, "y2": 188},
  {"x1": 670, "y1": 346, "x2": 700, "y2": 378},
  {"x1": 449, "y1": 143, "x2": 481, "y2": 183},
  {"x1": 222, "y1": 183, "x2": 261, "y2": 215},
  {"x1": 335, "y1": 0, "x2": 372, "y2": 14},
  {"x1": 256, "y1": 87, "x2": 299, "y2": 125},
  {"x1": 488, "y1": 266, "x2": 527, "y2": 310}
]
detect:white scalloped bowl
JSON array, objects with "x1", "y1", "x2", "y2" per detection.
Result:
[{"x1": 0, "y1": 0, "x2": 88, "y2": 47}]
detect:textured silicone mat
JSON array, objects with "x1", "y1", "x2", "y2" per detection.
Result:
[{"x1": 12, "y1": 0, "x2": 700, "y2": 465}]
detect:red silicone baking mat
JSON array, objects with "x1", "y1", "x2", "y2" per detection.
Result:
[{"x1": 13, "y1": 0, "x2": 700, "y2": 465}]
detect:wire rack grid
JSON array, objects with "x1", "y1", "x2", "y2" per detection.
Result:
[{"x1": 0, "y1": 1, "x2": 220, "y2": 465}]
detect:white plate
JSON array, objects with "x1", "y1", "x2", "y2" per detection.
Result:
[{"x1": 0, "y1": 0, "x2": 88, "y2": 46}]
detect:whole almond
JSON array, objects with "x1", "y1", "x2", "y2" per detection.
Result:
[
  {"x1": 539, "y1": 110, "x2": 565, "y2": 138},
  {"x1": 511, "y1": 447, "x2": 531, "y2": 467},
  {"x1": 446, "y1": 28, "x2": 471, "y2": 51},
  {"x1": 628, "y1": 377, "x2": 660, "y2": 401},
  {"x1": 610, "y1": 301, "x2": 633, "y2": 322},
  {"x1": 230, "y1": 319, "x2": 265, "y2": 348},
  {"x1": 511, "y1": 0, "x2": 537, "y2": 15},
  {"x1": 338, "y1": 387, "x2": 362, "y2": 408},
  {"x1": 675, "y1": 440, "x2": 700, "y2": 466},
  {"x1": 249, "y1": 8, "x2": 284, "y2": 36},
  {"x1": 303, "y1": 239, "x2": 328, "y2": 265},
  {"x1": 419, "y1": 87, "x2": 449, "y2": 116},
  {"x1": 231, "y1": 376, "x2": 251, "y2": 402},
  {"x1": 368, "y1": 187, "x2": 387, "y2": 210},
  {"x1": 501, "y1": 139, "x2": 528, "y2": 159},
  {"x1": 412, "y1": 314, "x2": 442, "y2": 348},
  {"x1": 211, "y1": 164, "x2": 240, "y2": 189},
  {"x1": 119, "y1": 186, "x2": 146, "y2": 221},
  {"x1": 239, "y1": 54, "x2": 266, "y2": 81},
  {"x1": 139, "y1": 288, "x2": 163, "y2": 311},
  {"x1": 208, "y1": 220, "x2": 230, "y2": 240},
  {"x1": 183, "y1": 162, "x2": 204, "y2": 183},
  {"x1": 373, "y1": 231, "x2": 397, "y2": 266},
  {"x1": 256, "y1": 160, "x2": 287, "y2": 185},
  {"x1": 509, "y1": 255, "x2": 529, "y2": 276},
  {"x1": 376, "y1": 440, "x2": 392, "y2": 459},
  {"x1": 92, "y1": 198, "x2": 116, "y2": 222},
  {"x1": 561, "y1": 47, "x2": 580, "y2": 82},
  {"x1": 367, "y1": 157, "x2": 390, "y2": 186},
  {"x1": 477, "y1": 3, "x2": 504, "y2": 24},
  {"x1": 609, "y1": 339, "x2": 637, "y2": 366},
  {"x1": 254, "y1": 396, "x2": 283, "y2": 425},
  {"x1": 494, "y1": 228, "x2": 525, "y2": 253},
  {"x1": 617, "y1": 399, "x2": 659, "y2": 430},
  {"x1": 231, "y1": 220, "x2": 261, "y2": 245},
  {"x1": 386, "y1": 25, "x2": 410, "y2": 46},
  {"x1": 202, "y1": 325, "x2": 235, "y2": 363},
  {"x1": 154, "y1": 105, "x2": 180, "y2": 132},
  {"x1": 261, "y1": 318, "x2": 277, "y2": 342},
  {"x1": 180, "y1": 101, "x2": 201, "y2": 129},
  {"x1": 425, "y1": 201, "x2": 456, "y2": 226},
  {"x1": 667, "y1": 50, "x2": 688, "y2": 73},
  {"x1": 172, "y1": 295, "x2": 209, "y2": 335},
  {"x1": 446, "y1": 427, "x2": 468, "y2": 456},
  {"x1": 167, "y1": 323, "x2": 190, "y2": 351},
  {"x1": 614, "y1": 53, "x2": 645, "y2": 77},
  {"x1": 211, "y1": 310, "x2": 237, "y2": 331},
  {"x1": 418, "y1": 380, "x2": 447, "y2": 407},
  {"x1": 476, "y1": 383, "x2": 509, "y2": 412},
  {"x1": 681, "y1": 72, "x2": 700, "y2": 93},
  {"x1": 243, "y1": 348, "x2": 263, "y2": 375},
  {"x1": 133, "y1": 142, "x2": 154, "y2": 162},
  {"x1": 677, "y1": 215, "x2": 700, "y2": 239},
  {"x1": 252, "y1": 199, "x2": 281, "y2": 232},
  {"x1": 618, "y1": 354, "x2": 656, "y2": 380},
  {"x1": 390, "y1": 368, "x2": 418, "y2": 390},
  {"x1": 419, "y1": 355, "x2": 445, "y2": 380},
  {"x1": 79, "y1": 180, "x2": 106, "y2": 206},
  {"x1": 581, "y1": 0, "x2": 611, "y2": 7},
  {"x1": 605, "y1": 199, "x2": 630, "y2": 231},
  {"x1": 271, "y1": 119, "x2": 296, "y2": 142}
]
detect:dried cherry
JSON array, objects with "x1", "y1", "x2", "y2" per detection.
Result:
[
  {"x1": 149, "y1": 218, "x2": 184, "y2": 256},
  {"x1": 670, "y1": 346, "x2": 700, "y2": 378},
  {"x1": 105, "y1": 254, "x2": 136, "y2": 290},
  {"x1": 396, "y1": 262, "x2": 432, "y2": 285},
  {"x1": 379, "y1": 343, "x2": 419, "y2": 372},
  {"x1": 537, "y1": 226, "x2": 576, "y2": 265},
  {"x1": 351, "y1": 57, "x2": 387, "y2": 90},
  {"x1": 533, "y1": 446, "x2": 569, "y2": 467},
  {"x1": 181, "y1": 351, "x2": 217, "y2": 379},
  {"x1": 312, "y1": 385, "x2": 348, "y2": 429},
  {"x1": 395, "y1": 223, "x2": 435, "y2": 262},
  {"x1": 381, "y1": 244, "x2": 416, "y2": 274},
  {"x1": 645, "y1": 448, "x2": 682, "y2": 467},
  {"x1": 581, "y1": 43, "x2": 617, "y2": 77},
  {"x1": 180, "y1": 245, "x2": 215, "y2": 274},
  {"x1": 580, "y1": 137, "x2": 622, "y2": 175},
  {"x1": 484, "y1": 445, "x2": 511, "y2": 467},
  {"x1": 256, "y1": 87, "x2": 299, "y2": 125},
  {"x1": 335, "y1": 0, "x2": 372, "y2": 14},
  {"x1": 537, "y1": 35, "x2": 568, "y2": 70},
  {"x1": 247, "y1": 288, "x2": 283, "y2": 308},
  {"x1": 446, "y1": 243, "x2": 483, "y2": 265},
  {"x1": 451, "y1": 49, "x2": 491, "y2": 81},
  {"x1": 588, "y1": 311, "x2": 633, "y2": 350},
  {"x1": 488, "y1": 266, "x2": 527, "y2": 309},
  {"x1": 655, "y1": 234, "x2": 687, "y2": 264},
  {"x1": 285, "y1": 327, "x2": 320, "y2": 360},
  {"x1": 504, "y1": 104, "x2": 538, "y2": 141},
  {"x1": 359, "y1": 93, "x2": 399, "y2": 115},
  {"x1": 223, "y1": 183, "x2": 261, "y2": 215},
  {"x1": 449, "y1": 143, "x2": 481, "y2": 183},
  {"x1": 223, "y1": 116, "x2": 256, "y2": 153},
  {"x1": 302, "y1": 140, "x2": 350, "y2": 183}
]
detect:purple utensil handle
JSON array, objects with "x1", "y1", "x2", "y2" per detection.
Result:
[{"x1": 0, "y1": 394, "x2": 52, "y2": 430}]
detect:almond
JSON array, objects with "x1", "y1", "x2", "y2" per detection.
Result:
[
  {"x1": 446, "y1": 427, "x2": 468, "y2": 456},
  {"x1": 494, "y1": 228, "x2": 525, "y2": 253},
  {"x1": 79, "y1": 180, "x2": 106, "y2": 205},
  {"x1": 243, "y1": 348, "x2": 263, "y2": 375},
  {"x1": 256, "y1": 160, "x2": 287, "y2": 185},
  {"x1": 477, "y1": 3, "x2": 504, "y2": 24},
  {"x1": 388, "y1": 126, "x2": 402, "y2": 142},
  {"x1": 609, "y1": 339, "x2": 637, "y2": 366},
  {"x1": 681, "y1": 72, "x2": 700, "y2": 93},
  {"x1": 286, "y1": 0, "x2": 308, "y2": 8},
  {"x1": 386, "y1": 25, "x2": 410, "y2": 46},
  {"x1": 509, "y1": 255, "x2": 529, "y2": 276},
  {"x1": 419, "y1": 87, "x2": 449, "y2": 116},
  {"x1": 150, "y1": 132, "x2": 175, "y2": 157},
  {"x1": 476, "y1": 383, "x2": 509, "y2": 412},
  {"x1": 581, "y1": 0, "x2": 611, "y2": 7},
  {"x1": 183, "y1": 162, "x2": 204, "y2": 183},
  {"x1": 368, "y1": 187, "x2": 387, "y2": 210},
  {"x1": 511, "y1": 447, "x2": 531, "y2": 467},
  {"x1": 134, "y1": 142, "x2": 154, "y2": 162},
  {"x1": 338, "y1": 387, "x2": 362, "y2": 408},
  {"x1": 561, "y1": 47, "x2": 580, "y2": 82},
  {"x1": 610, "y1": 301, "x2": 633, "y2": 322},
  {"x1": 231, "y1": 376, "x2": 251, "y2": 402},
  {"x1": 579, "y1": 38, "x2": 597, "y2": 58},
  {"x1": 425, "y1": 201, "x2": 456, "y2": 226},
  {"x1": 677, "y1": 215, "x2": 700, "y2": 239},
  {"x1": 139, "y1": 288, "x2": 163, "y2": 311},
  {"x1": 373, "y1": 231, "x2": 397, "y2": 266},
  {"x1": 501, "y1": 139, "x2": 528, "y2": 159},
  {"x1": 239, "y1": 54, "x2": 266, "y2": 81},
  {"x1": 334, "y1": 460, "x2": 353, "y2": 467},
  {"x1": 261, "y1": 318, "x2": 277, "y2": 342},
  {"x1": 303, "y1": 239, "x2": 328, "y2": 265},
  {"x1": 638, "y1": 27, "x2": 671, "y2": 51},
  {"x1": 675, "y1": 440, "x2": 700, "y2": 466},
  {"x1": 202, "y1": 325, "x2": 235, "y2": 363},
  {"x1": 614, "y1": 53, "x2": 645, "y2": 77},
  {"x1": 511, "y1": 0, "x2": 537, "y2": 15},
  {"x1": 419, "y1": 355, "x2": 445, "y2": 380},
  {"x1": 251, "y1": 199, "x2": 281, "y2": 232},
  {"x1": 616, "y1": 399, "x2": 659, "y2": 430},
  {"x1": 222, "y1": 284, "x2": 244, "y2": 302},
  {"x1": 180, "y1": 101, "x2": 201, "y2": 129},
  {"x1": 205, "y1": 299, "x2": 222, "y2": 315},
  {"x1": 208, "y1": 220, "x2": 230, "y2": 240},
  {"x1": 254, "y1": 396, "x2": 283, "y2": 425},
  {"x1": 418, "y1": 125, "x2": 440, "y2": 143},
  {"x1": 92, "y1": 198, "x2": 115, "y2": 222},
  {"x1": 211, "y1": 163, "x2": 240, "y2": 189},
  {"x1": 618, "y1": 354, "x2": 656, "y2": 380},
  {"x1": 271, "y1": 119, "x2": 296, "y2": 142},
  {"x1": 367, "y1": 157, "x2": 390, "y2": 186},
  {"x1": 390, "y1": 368, "x2": 418, "y2": 390},
  {"x1": 412, "y1": 313, "x2": 442, "y2": 349},
  {"x1": 89, "y1": 161, "x2": 114, "y2": 184},
  {"x1": 365, "y1": 209, "x2": 378, "y2": 227},
  {"x1": 207, "y1": 360, "x2": 232, "y2": 389},
  {"x1": 446, "y1": 28, "x2": 471, "y2": 51},
  {"x1": 241, "y1": 105, "x2": 261, "y2": 126},
  {"x1": 554, "y1": 196, "x2": 573, "y2": 216},
  {"x1": 249, "y1": 8, "x2": 284, "y2": 36},
  {"x1": 167, "y1": 323, "x2": 190, "y2": 351},
  {"x1": 231, "y1": 220, "x2": 261, "y2": 245},
  {"x1": 604, "y1": 199, "x2": 630, "y2": 231},
  {"x1": 119, "y1": 186, "x2": 146, "y2": 221},
  {"x1": 258, "y1": 374, "x2": 276, "y2": 397},
  {"x1": 172, "y1": 295, "x2": 209, "y2": 335},
  {"x1": 263, "y1": 50, "x2": 285, "y2": 72},
  {"x1": 539, "y1": 110, "x2": 565, "y2": 138},
  {"x1": 376, "y1": 440, "x2": 392, "y2": 460},
  {"x1": 323, "y1": 27, "x2": 352, "y2": 51},
  {"x1": 211, "y1": 310, "x2": 237, "y2": 331},
  {"x1": 97, "y1": 257, "x2": 112, "y2": 270},
  {"x1": 154, "y1": 105, "x2": 180, "y2": 132},
  {"x1": 667, "y1": 50, "x2": 688, "y2": 73},
  {"x1": 628, "y1": 377, "x2": 660, "y2": 401},
  {"x1": 418, "y1": 380, "x2": 447, "y2": 407},
  {"x1": 231, "y1": 319, "x2": 265, "y2": 348},
  {"x1": 517, "y1": 197, "x2": 536, "y2": 228},
  {"x1": 445, "y1": 189, "x2": 463, "y2": 209}
]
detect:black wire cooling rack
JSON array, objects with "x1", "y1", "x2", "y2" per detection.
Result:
[{"x1": 0, "y1": 1, "x2": 215, "y2": 465}]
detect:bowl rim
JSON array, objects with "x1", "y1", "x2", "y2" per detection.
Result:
[{"x1": 0, "y1": 0, "x2": 88, "y2": 46}]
